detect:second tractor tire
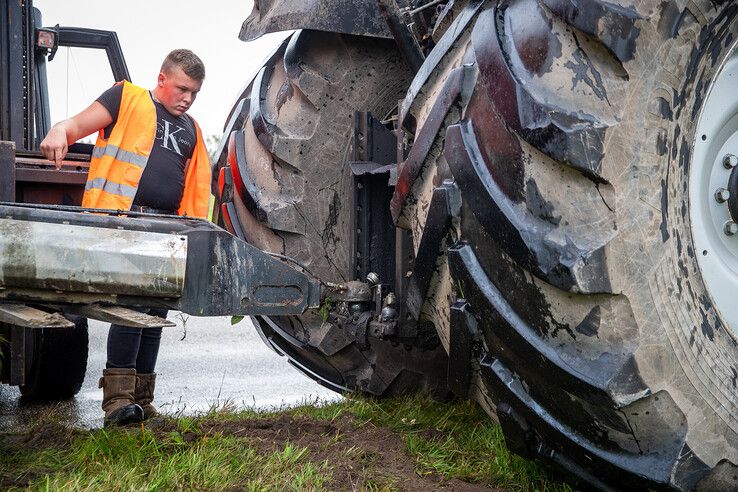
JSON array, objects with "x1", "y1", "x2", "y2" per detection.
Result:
[{"x1": 216, "y1": 30, "x2": 449, "y2": 397}]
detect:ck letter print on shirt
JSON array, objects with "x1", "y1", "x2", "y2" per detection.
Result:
[{"x1": 156, "y1": 120, "x2": 193, "y2": 156}]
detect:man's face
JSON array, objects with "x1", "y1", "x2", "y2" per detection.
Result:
[{"x1": 156, "y1": 66, "x2": 202, "y2": 116}]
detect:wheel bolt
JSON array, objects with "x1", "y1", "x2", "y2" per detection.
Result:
[
  {"x1": 366, "y1": 272, "x2": 380, "y2": 285},
  {"x1": 724, "y1": 154, "x2": 738, "y2": 169},
  {"x1": 715, "y1": 188, "x2": 731, "y2": 203},
  {"x1": 724, "y1": 221, "x2": 738, "y2": 236}
]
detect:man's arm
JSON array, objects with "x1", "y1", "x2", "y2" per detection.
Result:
[{"x1": 40, "y1": 101, "x2": 113, "y2": 170}]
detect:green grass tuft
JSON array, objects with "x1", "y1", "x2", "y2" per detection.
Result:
[
  {"x1": 1, "y1": 394, "x2": 573, "y2": 491},
  {"x1": 338, "y1": 395, "x2": 572, "y2": 491}
]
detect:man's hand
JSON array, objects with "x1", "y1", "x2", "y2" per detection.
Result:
[
  {"x1": 40, "y1": 126, "x2": 69, "y2": 170},
  {"x1": 40, "y1": 101, "x2": 114, "y2": 170}
]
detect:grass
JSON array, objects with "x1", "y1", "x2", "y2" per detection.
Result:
[
  {"x1": 292, "y1": 396, "x2": 571, "y2": 491},
  {"x1": 0, "y1": 395, "x2": 573, "y2": 491},
  {"x1": 3, "y1": 428, "x2": 329, "y2": 491}
]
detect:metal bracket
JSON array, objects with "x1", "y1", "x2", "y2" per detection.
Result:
[
  {"x1": 344, "y1": 311, "x2": 373, "y2": 351},
  {"x1": 351, "y1": 112, "x2": 398, "y2": 287}
]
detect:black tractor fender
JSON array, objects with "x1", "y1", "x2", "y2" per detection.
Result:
[{"x1": 239, "y1": 0, "x2": 392, "y2": 41}]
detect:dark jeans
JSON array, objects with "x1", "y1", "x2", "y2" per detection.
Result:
[{"x1": 106, "y1": 308, "x2": 167, "y2": 374}]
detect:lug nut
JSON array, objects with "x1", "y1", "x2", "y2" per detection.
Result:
[
  {"x1": 366, "y1": 272, "x2": 380, "y2": 285},
  {"x1": 349, "y1": 302, "x2": 365, "y2": 314},
  {"x1": 380, "y1": 306, "x2": 397, "y2": 322},
  {"x1": 724, "y1": 154, "x2": 738, "y2": 169},
  {"x1": 715, "y1": 188, "x2": 731, "y2": 203},
  {"x1": 724, "y1": 221, "x2": 738, "y2": 236}
]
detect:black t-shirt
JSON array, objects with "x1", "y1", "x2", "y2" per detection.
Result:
[{"x1": 96, "y1": 84, "x2": 196, "y2": 211}]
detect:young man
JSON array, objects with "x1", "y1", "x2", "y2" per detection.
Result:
[{"x1": 40, "y1": 49, "x2": 211, "y2": 427}]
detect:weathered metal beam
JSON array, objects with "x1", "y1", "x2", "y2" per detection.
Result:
[
  {"x1": 15, "y1": 167, "x2": 87, "y2": 185},
  {"x1": 0, "y1": 203, "x2": 321, "y2": 317},
  {"x1": 0, "y1": 217, "x2": 187, "y2": 298},
  {"x1": 0, "y1": 303, "x2": 74, "y2": 328}
]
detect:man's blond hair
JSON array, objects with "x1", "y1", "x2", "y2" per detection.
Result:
[{"x1": 161, "y1": 49, "x2": 205, "y2": 81}]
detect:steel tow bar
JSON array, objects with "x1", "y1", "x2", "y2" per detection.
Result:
[{"x1": 0, "y1": 203, "x2": 321, "y2": 318}]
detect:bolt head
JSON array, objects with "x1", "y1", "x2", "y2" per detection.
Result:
[
  {"x1": 724, "y1": 221, "x2": 738, "y2": 236},
  {"x1": 716, "y1": 188, "x2": 731, "y2": 203},
  {"x1": 366, "y1": 272, "x2": 380, "y2": 285},
  {"x1": 724, "y1": 154, "x2": 738, "y2": 169},
  {"x1": 380, "y1": 306, "x2": 397, "y2": 322}
]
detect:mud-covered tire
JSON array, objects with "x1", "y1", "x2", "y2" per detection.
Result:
[
  {"x1": 397, "y1": 1, "x2": 738, "y2": 489},
  {"x1": 18, "y1": 316, "x2": 88, "y2": 400},
  {"x1": 215, "y1": 30, "x2": 449, "y2": 397}
]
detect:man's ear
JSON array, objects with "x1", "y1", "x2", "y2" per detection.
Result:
[{"x1": 157, "y1": 72, "x2": 166, "y2": 87}]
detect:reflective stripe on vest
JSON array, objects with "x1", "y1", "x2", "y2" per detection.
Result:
[
  {"x1": 91, "y1": 143, "x2": 149, "y2": 168},
  {"x1": 84, "y1": 177, "x2": 138, "y2": 199}
]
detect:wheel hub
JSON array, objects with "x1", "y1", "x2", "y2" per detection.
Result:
[
  {"x1": 691, "y1": 49, "x2": 738, "y2": 335},
  {"x1": 725, "y1": 156, "x2": 738, "y2": 223},
  {"x1": 710, "y1": 153, "x2": 738, "y2": 233}
]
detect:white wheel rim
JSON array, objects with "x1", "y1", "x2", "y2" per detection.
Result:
[{"x1": 691, "y1": 49, "x2": 738, "y2": 335}]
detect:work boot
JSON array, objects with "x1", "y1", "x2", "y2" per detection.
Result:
[
  {"x1": 99, "y1": 368, "x2": 144, "y2": 427},
  {"x1": 134, "y1": 373, "x2": 158, "y2": 420}
]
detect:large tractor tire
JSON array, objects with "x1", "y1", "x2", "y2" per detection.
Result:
[
  {"x1": 18, "y1": 316, "x2": 88, "y2": 400},
  {"x1": 216, "y1": 30, "x2": 449, "y2": 397},
  {"x1": 396, "y1": 0, "x2": 738, "y2": 489}
]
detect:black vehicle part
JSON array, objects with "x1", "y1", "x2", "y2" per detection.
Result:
[
  {"x1": 29, "y1": 26, "x2": 129, "y2": 149},
  {"x1": 1, "y1": 1, "x2": 131, "y2": 152},
  {"x1": 214, "y1": 30, "x2": 448, "y2": 397},
  {"x1": 397, "y1": 0, "x2": 738, "y2": 490},
  {"x1": 239, "y1": 0, "x2": 392, "y2": 42},
  {"x1": 376, "y1": 0, "x2": 425, "y2": 73},
  {"x1": 350, "y1": 111, "x2": 397, "y2": 286},
  {"x1": 17, "y1": 315, "x2": 88, "y2": 400},
  {"x1": 54, "y1": 27, "x2": 130, "y2": 82},
  {"x1": 1, "y1": 0, "x2": 35, "y2": 149}
]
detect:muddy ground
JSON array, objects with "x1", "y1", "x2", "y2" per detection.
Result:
[{"x1": 0, "y1": 412, "x2": 503, "y2": 491}]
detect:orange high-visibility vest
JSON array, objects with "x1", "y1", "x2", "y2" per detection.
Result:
[{"x1": 82, "y1": 80, "x2": 211, "y2": 218}]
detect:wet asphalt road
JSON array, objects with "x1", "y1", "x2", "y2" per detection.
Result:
[{"x1": 0, "y1": 315, "x2": 340, "y2": 430}]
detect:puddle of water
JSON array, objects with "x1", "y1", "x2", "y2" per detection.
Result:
[{"x1": 0, "y1": 316, "x2": 341, "y2": 430}]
